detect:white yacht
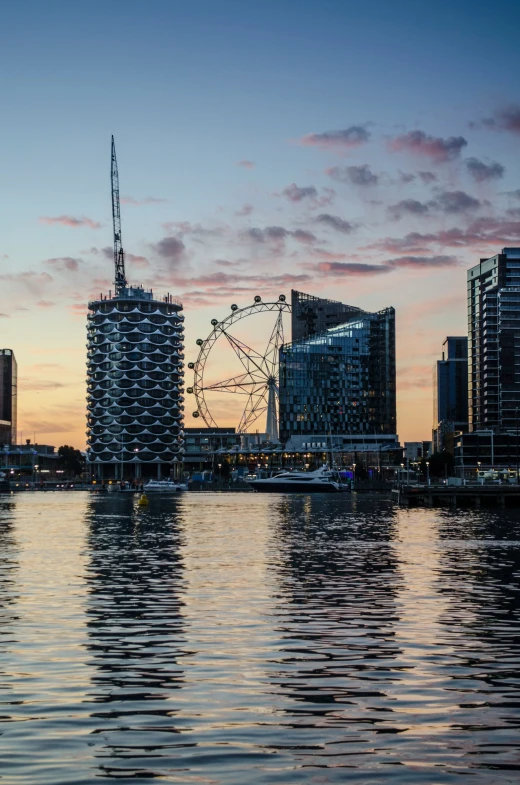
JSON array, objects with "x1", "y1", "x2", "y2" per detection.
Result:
[
  {"x1": 143, "y1": 479, "x2": 187, "y2": 493},
  {"x1": 248, "y1": 466, "x2": 344, "y2": 493}
]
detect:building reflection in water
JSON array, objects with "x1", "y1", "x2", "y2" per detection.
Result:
[
  {"x1": 265, "y1": 494, "x2": 404, "y2": 764},
  {"x1": 0, "y1": 497, "x2": 20, "y2": 718},
  {"x1": 433, "y1": 508, "x2": 520, "y2": 771},
  {"x1": 83, "y1": 494, "x2": 190, "y2": 779}
]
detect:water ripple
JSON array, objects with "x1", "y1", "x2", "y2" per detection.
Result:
[{"x1": 0, "y1": 493, "x2": 519, "y2": 782}]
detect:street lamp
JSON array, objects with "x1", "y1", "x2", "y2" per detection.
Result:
[
  {"x1": 400, "y1": 462, "x2": 404, "y2": 485},
  {"x1": 426, "y1": 461, "x2": 430, "y2": 486},
  {"x1": 133, "y1": 448, "x2": 139, "y2": 482},
  {"x1": 477, "y1": 460, "x2": 481, "y2": 484}
]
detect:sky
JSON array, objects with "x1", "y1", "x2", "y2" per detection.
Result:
[{"x1": 1, "y1": 0, "x2": 520, "y2": 449}]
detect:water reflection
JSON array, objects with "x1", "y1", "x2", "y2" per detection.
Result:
[
  {"x1": 266, "y1": 495, "x2": 405, "y2": 766},
  {"x1": 1, "y1": 492, "x2": 520, "y2": 783},
  {"x1": 83, "y1": 494, "x2": 189, "y2": 778},
  {"x1": 433, "y1": 509, "x2": 520, "y2": 772},
  {"x1": 0, "y1": 497, "x2": 19, "y2": 710}
]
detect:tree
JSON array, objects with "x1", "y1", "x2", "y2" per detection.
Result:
[
  {"x1": 420, "y1": 451, "x2": 454, "y2": 479},
  {"x1": 58, "y1": 445, "x2": 84, "y2": 478}
]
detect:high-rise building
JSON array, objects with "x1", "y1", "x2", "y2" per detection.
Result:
[
  {"x1": 0, "y1": 349, "x2": 17, "y2": 445},
  {"x1": 291, "y1": 290, "x2": 363, "y2": 342},
  {"x1": 433, "y1": 336, "x2": 468, "y2": 451},
  {"x1": 86, "y1": 289, "x2": 185, "y2": 480},
  {"x1": 86, "y1": 137, "x2": 185, "y2": 480},
  {"x1": 279, "y1": 294, "x2": 396, "y2": 442},
  {"x1": 468, "y1": 248, "x2": 520, "y2": 432}
]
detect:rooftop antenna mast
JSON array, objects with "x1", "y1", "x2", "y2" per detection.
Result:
[{"x1": 111, "y1": 135, "x2": 127, "y2": 295}]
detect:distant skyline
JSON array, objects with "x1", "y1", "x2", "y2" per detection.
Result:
[{"x1": 1, "y1": 0, "x2": 519, "y2": 448}]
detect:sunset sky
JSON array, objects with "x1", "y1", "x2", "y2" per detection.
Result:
[{"x1": 1, "y1": 0, "x2": 520, "y2": 449}]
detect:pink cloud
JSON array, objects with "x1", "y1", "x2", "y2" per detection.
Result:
[
  {"x1": 292, "y1": 229, "x2": 317, "y2": 245},
  {"x1": 366, "y1": 217, "x2": 520, "y2": 254},
  {"x1": 326, "y1": 164, "x2": 378, "y2": 186},
  {"x1": 241, "y1": 225, "x2": 318, "y2": 249},
  {"x1": 235, "y1": 203, "x2": 254, "y2": 217},
  {"x1": 279, "y1": 184, "x2": 335, "y2": 208},
  {"x1": 237, "y1": 160, "x2": 255, "y2": 169},
  {"x1": 474, "y1": 104, "x2": 520, "y2": 135},
  {"x1": 386, "y1": 255, "x2": 458, "y2": 269},
  {"x1": 316, "y1": 262, "x2": 390, "y2": 277},
  {"x1": 299, "y1": 125, "x2": 370, "y2": 152},
  {"x1": 173, "y1": 271, "x2": 312, "y2": 306},
  {"x1": 388, "y1": 130, "x2": 467, "y2": 162},
  {"x1": 312, "y1": 255, "x2": 457, "y2": 278},
  {"x1": 152, "y1": 236, "x2": 186, "y2": 267},
  {"x1": 0, "y1": 271, "x2": 53, "y2": 295},
  {"x1": 69, "y1": 304, "x2": 88, "y2": 316},
  {"x1": 39, "y1": 215, "x2": 103, "y2": 229},
  {"x1": 126, "y1": 253, "x2": 150, "y2": 268},
  {"x1": 397, "y1": 364, "x2": 434, "y2": 390},
  {"x1": 281, "y1": 184, "x2": 318, "y2": 202},
  {"x1": 45, "y1": 256, "x2": 82, "y2": 272}
]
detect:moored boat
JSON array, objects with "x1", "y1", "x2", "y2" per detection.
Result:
[
  {"x1": 248, "y1": 466, "x2": 345, "y2": 493},
  {"x1": 143, "y1": 479, "x2": 187, "y2": 493}
]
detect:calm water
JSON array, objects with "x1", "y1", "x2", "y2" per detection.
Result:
[{"x1": 1, "y1": 492, "x2": 520, "y2": 783}]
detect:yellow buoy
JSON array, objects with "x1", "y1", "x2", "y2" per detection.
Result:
[{"x1": 138, "y1": 493, "x2": 149, "y2": 507}]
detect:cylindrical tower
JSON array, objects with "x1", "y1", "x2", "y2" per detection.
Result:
[{"x1": 86, "y1": 286, "x2": 185, "y2": 481}]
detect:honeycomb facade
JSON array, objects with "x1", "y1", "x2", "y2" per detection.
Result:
[{"x1": 86, "y1": 288, "x2": 185, "y2": 479}]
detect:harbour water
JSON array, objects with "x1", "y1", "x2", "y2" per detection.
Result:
[{"x1": 1, "y1": 492, "x2": 519, "y2": 783}]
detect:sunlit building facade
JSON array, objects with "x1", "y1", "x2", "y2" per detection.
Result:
[
  {"x1": 86, "y1": 287, "x2": 185, "y2": 480},
  {"x1": 279, "y1": 305, "x2": 396, "y2": 442}
]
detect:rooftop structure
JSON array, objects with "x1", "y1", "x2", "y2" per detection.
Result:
[{"x1": 291, "y1": 289, "x2": 363, "y2": 342}]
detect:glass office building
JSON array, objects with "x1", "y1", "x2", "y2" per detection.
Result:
[
  {"x1": 279, "y1": 303, "x2": 396, "y2": 442},
  {"x1": 86, "y1": 287, "x2": 185, "y2": 480}
]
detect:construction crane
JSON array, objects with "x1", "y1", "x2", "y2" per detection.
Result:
[{"x1": 111, "y1": 135, "x2": 127, "y2": 295}]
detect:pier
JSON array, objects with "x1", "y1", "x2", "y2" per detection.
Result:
[{"x1": 393, "y1": 483, "x2": 520, "y2": 508}]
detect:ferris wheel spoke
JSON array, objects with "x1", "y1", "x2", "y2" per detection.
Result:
[
  {"x1": 264, "y1": 309, "x2": 284, "y2": 379},
  {"x1": 238, "y1": 388, "x2": 270, "y2": 433},
  {"x1": 221, "y1": 330, "x2": 270, "y2": 379},
  {"x1": 203, "y1": 378, "x2": 268, "y2": 395}
]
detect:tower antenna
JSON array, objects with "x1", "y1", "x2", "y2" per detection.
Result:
[{"x1": 111, "y1": 136, "x2": 127, "y2": 295}]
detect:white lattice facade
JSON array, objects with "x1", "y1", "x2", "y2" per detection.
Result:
[{"x1": 86, "y1": 288, "x2": 185, "y2": 479}]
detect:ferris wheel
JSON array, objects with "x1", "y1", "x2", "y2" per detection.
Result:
[{"x1": 187, "y1": 295, "x2": 291, "y2": 439}]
